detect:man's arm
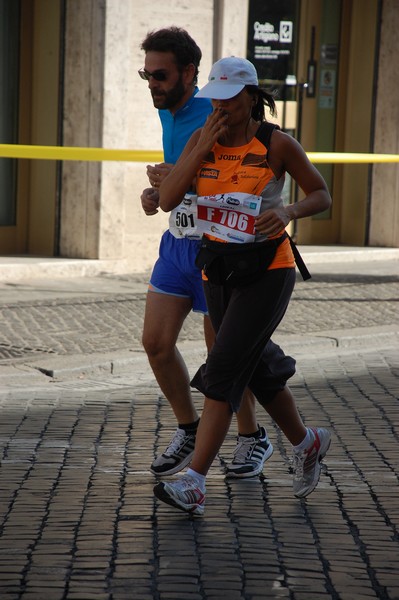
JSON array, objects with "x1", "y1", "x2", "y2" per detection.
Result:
[
  {"x1": 146, "y1": 162, "x2": 174, "y2": 189},
  {"x1": 140, "y1": 162, "x2": 174, "y2": 216},
  {"x1": 141, "y1": 188, "x2": 160, "y2": 215}
]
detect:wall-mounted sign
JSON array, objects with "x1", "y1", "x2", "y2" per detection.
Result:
[
  {"x1": 319, "y1": 68, "x2": 336, "y2": 108},
  {"x1": 247, "y1": 0, "x2": 298, "y2": 86},
  {"x1": 318, "y1": 44, "x2": 338, "y2": 109}
]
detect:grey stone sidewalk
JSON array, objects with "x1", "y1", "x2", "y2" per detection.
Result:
[
  {"x1": 0, "y1": 252, "x2": 398, "y2": 383},
  {"x1": 0, "y1": 254, "x2": 398, "y2": 599}
]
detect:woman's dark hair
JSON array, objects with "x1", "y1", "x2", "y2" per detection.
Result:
[
  {"x1": 141, "y1": 27, "x2": 202, "y2": 85},
  {"x1": 246, "y1": 85, "x2": 277, "y2": 121}
]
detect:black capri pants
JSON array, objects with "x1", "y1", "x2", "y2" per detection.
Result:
[{"x1": 191, "y1": 268, "x2": 296, "y2": 413}]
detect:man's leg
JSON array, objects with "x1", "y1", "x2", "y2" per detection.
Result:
[
  {"x1": 143, "y1": 290, "x2": 200, "y2": 476},
  {"x1": 142, "y1": 290, "x2": 198, "y2": 424},
  {"x1": 236, "y1": 388, "x2": 257, "y2": 433}
]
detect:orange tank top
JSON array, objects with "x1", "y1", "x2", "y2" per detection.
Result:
[{"x1": 196, "y1": 123, "x2": 294, "y2": 270}]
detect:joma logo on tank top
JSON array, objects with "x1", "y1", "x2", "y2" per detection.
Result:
[{"x1": 217, "y1": 154, "x2": 242, "y2": 161}]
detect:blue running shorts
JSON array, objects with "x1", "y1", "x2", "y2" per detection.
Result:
[{"x1": 149, "y1": 231, "x2": 208, "y2": 314}]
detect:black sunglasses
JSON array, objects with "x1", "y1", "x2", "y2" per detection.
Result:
[{"x1": 138, "y1": 68, "x2": 168, "y2": 82}]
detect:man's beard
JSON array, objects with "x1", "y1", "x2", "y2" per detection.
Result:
[{"x1": 151, "y1": 75, "x2": 186, "y2": 110}]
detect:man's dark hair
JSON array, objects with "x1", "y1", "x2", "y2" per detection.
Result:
[{"x1": 141, "y1": 27, "x2": 202, "y2": 85}]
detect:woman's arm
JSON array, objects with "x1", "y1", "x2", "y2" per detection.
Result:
[
  {"x1": 255, "y1": 130, "x2": 332, "y2": 237},
  {"x1": 159, "y1": 109, "x2": 228, "y2": 212}
]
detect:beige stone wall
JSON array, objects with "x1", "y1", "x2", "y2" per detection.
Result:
[
  {"x1": 61, "y1": 0, "x2": 105, "y2": 258},
  {"x1": 370, "y1": 0, "x2": 399, "y2": 247},
  {"x1": 60, "y1": 0, "x2": 252, "y2": 270}
]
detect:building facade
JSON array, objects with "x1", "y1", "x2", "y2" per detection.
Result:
[{"x1": 0, "y1": 0, "x2": 398, "y2": 272}]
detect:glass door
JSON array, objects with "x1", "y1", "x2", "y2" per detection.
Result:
[
  {"x1": 0, "y1": 0, "x2": 20, "y2": 234},
  {"x1": 0, "y1": 0, "x2": 61, "y2": 255}
]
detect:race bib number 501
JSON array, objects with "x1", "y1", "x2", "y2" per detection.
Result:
[
  {"x1": 197, "y1": 192, "x2": 262, "y2": 243},
  {"x1": 169, "y1": 193, "x2": 201, "y2": 240}
]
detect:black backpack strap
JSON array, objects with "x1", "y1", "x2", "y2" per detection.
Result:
[
  {"x1": 287, "y1": 234, "x2": 311, "y2": 280},
  {"x1": 256, "y1": 123, "x2": 311, "y2": 281},
  {"x1": 255, "y1": 121, "x2": 280, "y2": 148}
]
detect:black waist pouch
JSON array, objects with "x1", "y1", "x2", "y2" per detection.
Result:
[{"x1": 195, "y1": 233, "x2": 288, "y2": 287}]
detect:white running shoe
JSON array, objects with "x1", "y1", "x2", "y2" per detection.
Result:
[
  {"x1": 154, "y1": 474, "x2": 205, "y2": 516},
  {"x1": 292, "y1": 427, "x2": 331, "y2": 498}
]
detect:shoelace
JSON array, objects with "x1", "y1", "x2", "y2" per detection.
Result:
[
  {"x1": 233, "y1": 436, "x2": 256, "y2": 463},
  {"x1": 292, "y1": 433, "x2": 319, "y2": 478},
  {"x1": 164, "y1": 429, "x2": 187, "y2": 456},
  {"x1": 172, "y1": 475, "x2": 198, "y2": 493},
  {"x1": 292, "y1": 451, "x2": 306, "y2": 479}
]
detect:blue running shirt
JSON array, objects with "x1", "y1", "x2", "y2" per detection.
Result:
[{"x1": 159, "y1": 89, "x2": 212, "y2": 163}]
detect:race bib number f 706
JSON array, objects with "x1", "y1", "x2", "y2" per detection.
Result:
[{"x1": 197, "y1": 192, "x2": 262, "y2": 243}]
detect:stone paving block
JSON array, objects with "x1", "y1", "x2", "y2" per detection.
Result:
[
  {"x1": 333, "y1": 586, "x2": 381, "y2": 600},
  {"x1": 292, "y1": 594, "x2": 335, "y2": 599},
  {"x1": 201, "y1": 592, "x2": 243, "y2": 599},
  {"x1": 158, "y1": 594, "x2": 203, "y2": 600},
  {"x1": 111, "y1": 590, "x2": 154, "y2": 600},
  {"x1": 66, "y1": 593, "x2": 109, "y2": 600},
  {"x1": 22, "y1": 592, "x2": 65, "y2": 600}
]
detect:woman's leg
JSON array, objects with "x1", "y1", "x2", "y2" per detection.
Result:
[
  {"x1": 204, "y1": 291, "x2": 259, "y2": 435},
  {"x1": 193, "y1": 269, "x2": 296, "y2": 413},
  {"x1": 262, "y1": 386, "x2": 307, "y2": 446},
  {"x1": 190, "y1": 397, "x2": 233, "y2": 475}
]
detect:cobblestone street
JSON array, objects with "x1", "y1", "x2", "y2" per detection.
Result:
[{"x1": 0, "y1": 257, "x2": 398, "y2": 599}]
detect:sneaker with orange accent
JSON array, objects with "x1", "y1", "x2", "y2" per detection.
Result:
[
  {"x1": 292, "y1": 427, "x2": 331, "y2": 498},
  {"x1": 154, "y1": 474, "x2": 205, "y2": 516}
]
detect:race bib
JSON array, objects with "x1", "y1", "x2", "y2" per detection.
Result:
[
  {"x1": 169, "y1": 193, "x2": 200, "y2": 240},
  {"x1": 197, "y1": 192, "x2": 262, "y2": 243}
]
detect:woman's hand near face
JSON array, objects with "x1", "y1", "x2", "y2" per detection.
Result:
[
  {"x1": 158, "y1": 113, "x2": 227, "y2": 213},
  {"x1": 194, "y1": 109, "x2": 228, "y2": 156}
]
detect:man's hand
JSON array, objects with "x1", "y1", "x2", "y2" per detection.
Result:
[
  {"x1": 146, "y1": 163, "x2": 173, "y2": 188},
  {"x1": 141, "y1": 188, "x2": 160, "y2": 215}
]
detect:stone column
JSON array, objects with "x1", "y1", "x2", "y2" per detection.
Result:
[
  {"x1": 370, "y1": 0, "x2": 399, "y2": 247},
  {"x1": 60, "y1": 0, "x2": 105, "y2": 258}
]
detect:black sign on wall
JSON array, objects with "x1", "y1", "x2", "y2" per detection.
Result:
[{"x1": 247, "y1": 0, "x2": 298, "y2": 89}]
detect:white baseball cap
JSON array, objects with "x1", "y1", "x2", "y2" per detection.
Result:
[{"x1": 196, "y1": 56, "x2": 259, "y2": 100}]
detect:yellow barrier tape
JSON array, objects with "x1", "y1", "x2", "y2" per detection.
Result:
[
  {"x1": 0, "y1": 144, "x2": 163, "y2": 163},
  {"x1": 1, "y1": 144, "x2": 399, "y2": 164},
  {"x1": 306, "y1": 152, "x2": 399, "y2": 164}
]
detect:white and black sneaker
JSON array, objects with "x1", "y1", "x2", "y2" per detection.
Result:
[
  {"x1": 225, "y1": 426, "x2": 273, "y2": 478},
  {"x1": 151, "y1": 427, "x2": 196, "y2": 476}
]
